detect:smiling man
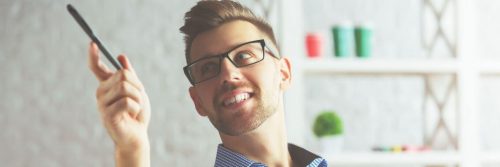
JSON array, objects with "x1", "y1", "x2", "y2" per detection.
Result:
[{"x1": 88, "y1": 0, "x2": 326, "y2": 167}]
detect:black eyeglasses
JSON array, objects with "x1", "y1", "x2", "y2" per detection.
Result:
[{"x1": 184, "y1": 39, "x2": 280, "y2": 85}]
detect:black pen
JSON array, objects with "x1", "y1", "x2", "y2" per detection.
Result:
[{"x1": 67, "y1": 4, "x2": 122, "y2": 70}]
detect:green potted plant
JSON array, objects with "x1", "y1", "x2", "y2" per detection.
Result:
[{"x1": 313, "y1": 111, "x2": 344, "y2": 153}]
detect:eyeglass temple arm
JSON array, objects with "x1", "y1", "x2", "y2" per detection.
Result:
[{"x1": 264, "y1": 44, "x2": 281, "y2": 59}]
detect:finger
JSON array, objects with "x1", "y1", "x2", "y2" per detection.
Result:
[
  {"x1": 117, "y1": 54, "x2": 137, "y2": 74},
  {"x1": 101, "y1": 81, "x2": 143, "y2": 108},
  {"x1": 88, "y1": 42, "x2": 113, "y2": 81},
  {"x1": 135, "y1": 92, "x2": 149, "y2": 124},
  {"x1": 114, "y1": 55, "x2": 143, "y2": 90},
  {"x1": 97, "y1": 69, "x2": 145, "y2": 99},
  {"x1": 105, "y1": 97, "x2": 141, "y2": 119}
]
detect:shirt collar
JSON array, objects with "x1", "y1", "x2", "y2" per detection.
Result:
[
  {"x1": 215, "y1": 144, "x2": 256, "y2": 167},
  {"x1": 214, "y1": 144, "x2": 327, "y2": 167}
]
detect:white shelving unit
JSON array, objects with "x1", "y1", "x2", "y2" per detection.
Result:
[
  {"x1": 294, "y1": 59, "x2": 500, "y2": 166},
  {"x1": 277, "y1": 0, "x2": 499, "y2": 167}
]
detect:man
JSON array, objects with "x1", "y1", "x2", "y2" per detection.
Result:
[{"x1": 88, "y1": 0, "x2": 327, "y2": 166}]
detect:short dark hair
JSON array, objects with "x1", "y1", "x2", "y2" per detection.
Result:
[{"x1": 180, "y1": 0, "x2": 278, "y2": 63}]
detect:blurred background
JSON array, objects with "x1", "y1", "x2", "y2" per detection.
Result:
[{"x1": 1, "y1": 0, "x2": 500, "y2": 167}]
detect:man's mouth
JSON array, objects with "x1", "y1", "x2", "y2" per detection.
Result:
[{"x1": 223, "y1": 92, "x2": 252, "y2": 107}]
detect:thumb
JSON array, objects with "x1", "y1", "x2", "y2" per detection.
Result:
[
  {"x1": 88, "y1": 42, "x2": 113, "y2": 81},
  {"x1": 117, "y1": 54, "x2": 137, "y2": 74}
]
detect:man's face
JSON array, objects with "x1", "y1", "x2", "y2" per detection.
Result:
[{"x1": 188, "y1": 20, "x2": 291, "y2": 136}]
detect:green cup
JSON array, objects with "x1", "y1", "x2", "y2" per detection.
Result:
[
  {"x1": 332, "y1": 24, "x2": 354, "y2": 57},
  {"x1": 355, "y1": 25, "x2": 373, "y2": 58}
]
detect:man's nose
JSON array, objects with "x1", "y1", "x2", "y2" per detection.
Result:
[{"x1": 218, "y1": 57, "x2": 241, "y2": 83}]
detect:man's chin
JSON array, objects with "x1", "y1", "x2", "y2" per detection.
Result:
[
  {"x1": 212, "y1": 114, "x2": 262, "y2": 136},
  {"x1": 210, "y1": 101, "x2": 273, "y2": 136},
  {"x1": 218, "y1": 124, "x2": 259, "y2": 136}
]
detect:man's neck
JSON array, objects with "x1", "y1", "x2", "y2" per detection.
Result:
[{"x1": 219, "y1": 109, "x2": 292, "y2": 167}]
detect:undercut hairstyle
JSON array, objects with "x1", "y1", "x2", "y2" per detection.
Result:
[{"x1": 180, "y1": 0, "x2": 278, "y2": 63}]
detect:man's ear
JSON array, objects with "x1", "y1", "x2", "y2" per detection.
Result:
[
  {"x1": 279, "y1": 57, "x2": 292, "y2": 90},
  {"x1": 189, "y1": 87, "x2": 208, "y2": 117}
]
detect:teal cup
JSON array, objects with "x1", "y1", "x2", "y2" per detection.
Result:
[
  {"x1": 332, "y1": 24, "x2": 354, "y2": 57},
  {"x1": 355, "y1": 25, "x2": 372, "y2": 58}
]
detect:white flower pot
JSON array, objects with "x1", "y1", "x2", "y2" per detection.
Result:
[{"x1": 319, "y1": 135, "x2": 344, "y2": 154}]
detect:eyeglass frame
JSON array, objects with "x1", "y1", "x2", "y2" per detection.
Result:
[{"x1": 183, "y1": 39, "x2": 280, "y2": 85}]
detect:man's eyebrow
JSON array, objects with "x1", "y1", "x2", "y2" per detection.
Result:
[
  {"x1": 201, "y1": 46, "x2": 232, "y2": 58},
  {"x1": 195, "y1": 40, "x2": 261, "y2": 61},
  {"x1": 191, "y1": 52, "x2": 222, "y2": 63},
  {"x1": 201, "y1": 52, "x2": 222, "y2": 58},
  {"x1": 195, "y1": 49, "x2": 223, "y2": 59}
]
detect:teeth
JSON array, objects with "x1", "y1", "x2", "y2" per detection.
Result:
[{"x1": 224, "y1": 93, "x2": 250, "y2": 106}]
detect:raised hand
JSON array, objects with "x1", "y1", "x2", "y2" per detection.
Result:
[{"x1": 88, "y1": 42, "x2": 151, "y2": 167}]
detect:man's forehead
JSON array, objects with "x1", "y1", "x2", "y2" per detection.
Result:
[{"x1": 189, "y1": 21, "x2": 266, "y2": 61}]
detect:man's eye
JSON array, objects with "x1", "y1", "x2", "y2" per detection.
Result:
[
  {"x1": 200, "y1": 62, "x2": 218, "y2": 75},
  {"x1": 237, "y1": 53, "x2": 253, "y2": 60},
  {"x1": 234, "y1": 52, "x2": 257, "y2": 64}
]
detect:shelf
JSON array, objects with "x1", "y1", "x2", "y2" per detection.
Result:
[
  {"x1": 300, "y1": 59, "x2": 458, "y2": 75},
  {"x1": 299, "y1": 59, "x2": 500, "y2": 75},
  {"x1": 323, "y1": 151, "x2": 460, "y2": 166},
  {"x1": 479, "y1": 61, "x2": 500, "y2": 75},
  {"x1": 481, "y1": 152, "x2": 500, "y2": 164}
]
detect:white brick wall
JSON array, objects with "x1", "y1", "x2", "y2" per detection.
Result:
[{"x1": 0, "y1": 0, "x2": 219, "y2": 166}]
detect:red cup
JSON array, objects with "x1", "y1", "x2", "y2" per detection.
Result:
[{"x1": 306, "y1": 33, "x2": 323, "y2": 58}]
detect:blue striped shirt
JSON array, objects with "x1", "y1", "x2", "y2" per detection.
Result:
[{"x1": 214, "y1": 144, "x2": 328, "y2": 167}]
